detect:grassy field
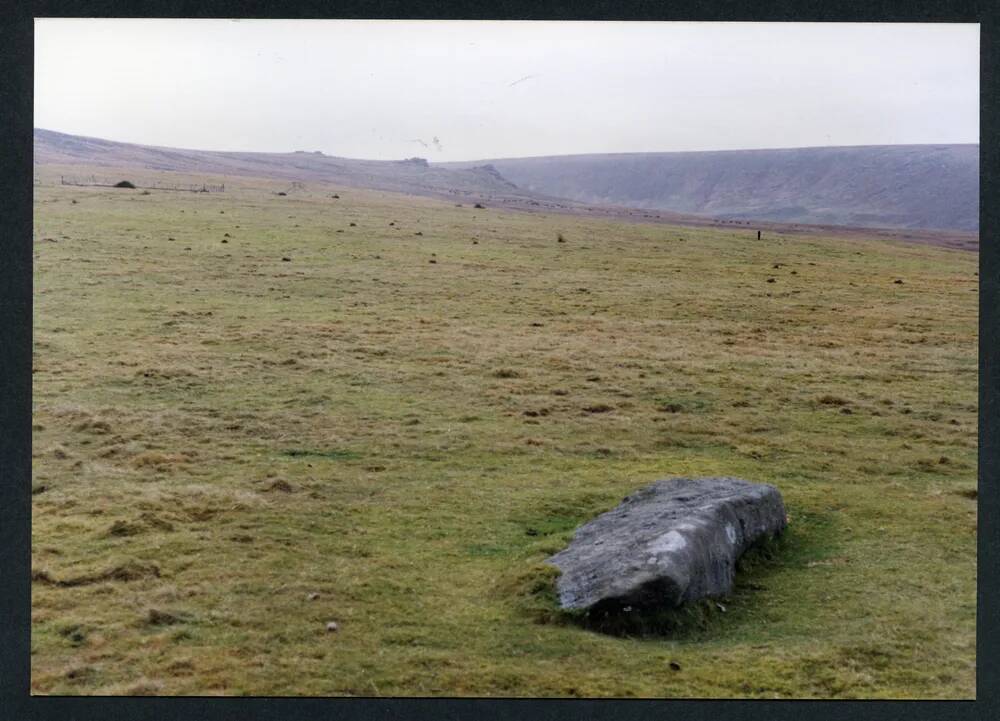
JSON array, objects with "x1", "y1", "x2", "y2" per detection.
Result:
[{"x1": 31, "y1": 166, "x2": 977, "y2": 697}]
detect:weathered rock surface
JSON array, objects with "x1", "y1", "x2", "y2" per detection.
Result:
[{"x1": 547, "y1": 477, "x2": 786, "y2": 611}]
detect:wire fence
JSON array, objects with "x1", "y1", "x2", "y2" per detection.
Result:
[{"x1": 59, "y1": 175, "x2": 225, "y2": 193}]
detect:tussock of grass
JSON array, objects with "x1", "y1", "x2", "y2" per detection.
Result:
[
  {"x1": 497, "y1": 562, "x2": 565, "y2": 625},
  {"x1": 32, "y1": 560, "x2": 161, "y2": 588}
]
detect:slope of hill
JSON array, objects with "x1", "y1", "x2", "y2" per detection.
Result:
[
  {"x1": 447, "y1": 145, "x2": 979, "y2": 231},
  {"x1": 34, "y1": 129, "x2": 979, "y2": 242},
  {"x1": 35, "y1": 127, "x2": 754, "y2": 233},
  {"x1": 34, "y1": 128, "x2": 525, "y2": 201}
]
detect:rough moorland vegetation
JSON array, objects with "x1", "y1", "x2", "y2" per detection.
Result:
[{"x1": 31, "y1": 168, "x2": 976, "y2": 697}]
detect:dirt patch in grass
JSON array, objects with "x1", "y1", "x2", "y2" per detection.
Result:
[
  {"x1": 262, "y1": 479, "x2": 295, "y2": 493},
  {"x1": 146, "y1": 608, "x2": 191, "y2": 626},
  {"x1": 280, "y1": 448, "x2": 360, "y2": 460}
]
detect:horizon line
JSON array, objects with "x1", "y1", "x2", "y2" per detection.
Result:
[{"x1": 33, "y1": 126, "x2": 981, "y2": 165}]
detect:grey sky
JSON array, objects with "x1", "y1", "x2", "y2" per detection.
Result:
[{"x1": 34, "y1": 20, "x2": 979, "y2": 162}]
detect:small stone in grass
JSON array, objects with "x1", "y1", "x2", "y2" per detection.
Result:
[{"x1": 326, "y1": 621, "x2": 339, "y2": 633}]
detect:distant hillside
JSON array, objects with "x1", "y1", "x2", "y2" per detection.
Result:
[
  {"x1": 33, "y1": 128, "x2": 525, "y2": 201},
  {"x1": 35, "y1": 129, "x2": 979, "y2": 238},
  {"x1": 447, "y1": 145, "x2": 979, "y2": 231}
]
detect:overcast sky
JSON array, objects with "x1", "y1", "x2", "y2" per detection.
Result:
[{"x1": 34, "y1": 20, "x2": 979, "y2": 162}]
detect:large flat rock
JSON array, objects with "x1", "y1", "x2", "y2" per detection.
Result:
[{"x1": 547, "y1": 477, "x2": 787, "y2": 611}]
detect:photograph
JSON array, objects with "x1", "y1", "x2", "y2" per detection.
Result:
[{"x1": 29, "y1": 19, "x2": 979, "y2": 698}]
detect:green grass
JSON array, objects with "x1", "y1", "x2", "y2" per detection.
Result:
[{"x1": 31, "y1": 166, "x2": 977, "y2": 697}]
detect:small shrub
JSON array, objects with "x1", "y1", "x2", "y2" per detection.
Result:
[{"x1": 114, "y1": 180, "x2": 136, "y2": 188}]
